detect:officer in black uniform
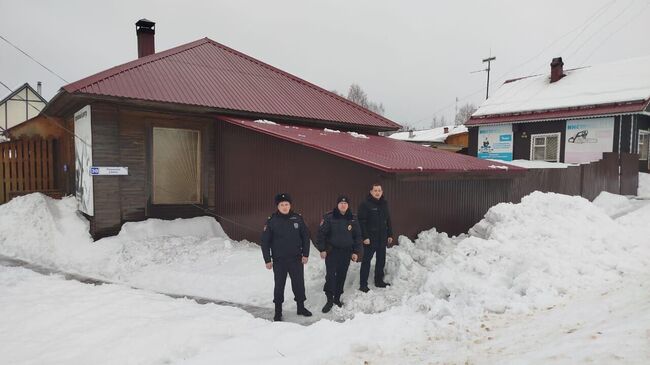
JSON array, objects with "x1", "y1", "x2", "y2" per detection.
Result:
[
  {"x1": 261, "y1": 193, "x2": 313, "y2": 321},
  {"x1": 316, "y1": 195, "x2": 362, "y2": 313},
  {"x1": 358, "y1": 183, "x2": 395, "y2": 292}
]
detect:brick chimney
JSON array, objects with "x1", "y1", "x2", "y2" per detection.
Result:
[
  {"x1": 136, "y1": 19, "x2": 155, "y2": 58},
  {"x1": 550, "y1": 57, "x2": 564, "y2": 83}
]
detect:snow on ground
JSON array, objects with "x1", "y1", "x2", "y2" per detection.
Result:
[
  {"x1": 638, "y1": 172, "x2": 650, "y2": 197},
  {"x1": 1, "y1": 175, "x2": 650, "y2": 363},
  {"x1": 494, "y1": 159, "x2": 576, "y2": 169}
]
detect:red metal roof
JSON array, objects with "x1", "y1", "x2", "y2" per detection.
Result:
[
  {"x1": 466, "y1": 100, "x2": 649, "y2": 126},
  {"x1": 62, "y1": 38, "x2": 400, "y2": 131},
  {"x1": 219, "y1": 116, "x2": 523, "y2": 173}
]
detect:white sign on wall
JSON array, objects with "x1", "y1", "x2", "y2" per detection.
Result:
[
  {"x1": 477, "y1": 124, "x2": 513, "y2": 161},
  {"x1": 74, "y1": 105, "x2": 94, "y2": 216},
  {"x1": 565, "y1": 117, "x2": 614, "y2": 164},
  {"x1": 90, "y1": 167, "x2": 128, "y2": 176}
]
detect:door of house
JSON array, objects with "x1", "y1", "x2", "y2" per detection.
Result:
[{"x1": 530, "y1": 133, "x2": 561, "y2": 162}]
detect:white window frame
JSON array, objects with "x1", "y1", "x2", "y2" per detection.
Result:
[
  {"x1": 530, "y1": 132, "x2": 561, "y2": 162},
  {"x1": 638, "y1": 130, "x2": 650, "y2": 161}
]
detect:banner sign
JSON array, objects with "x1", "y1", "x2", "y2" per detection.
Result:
[
  {"x1": 565, "y1": 117, "x2": 614, "y2": 164},
  {"x1": 478, "y1": 124, "x2": 513, "y2": 161},
  {"x1": 74, "y1": 105, "x2": 93, "y2": 216}
]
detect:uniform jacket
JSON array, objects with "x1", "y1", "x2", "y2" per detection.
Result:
[
  {"x1": 261, "y1": 211, "x2": 310, "y2": 263},
  {"x1": 316, "y1": 208, "x2": 363, "y2": 254}
]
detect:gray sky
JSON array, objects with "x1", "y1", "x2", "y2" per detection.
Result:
[{"x1": 1, "y1": 0, "x2": 649, "y2": 129}]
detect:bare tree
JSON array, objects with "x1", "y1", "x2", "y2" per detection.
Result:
[
  {"x1": 331, "y1": 84, "x2": 386, "y2": 115},
  {"x1": 430, "y1": 115, "x2": 449, "y2": 129},
  {"x1": 346, "y1": 83, "x2": 385, "y2": 115},
  {"x1": 454, "y1": 103, "x2": 477, "y2": 126}
]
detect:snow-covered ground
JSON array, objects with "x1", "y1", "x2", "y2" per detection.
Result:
[{"x1": 1, "y1": 174, "x2": 649, "y2": 364}]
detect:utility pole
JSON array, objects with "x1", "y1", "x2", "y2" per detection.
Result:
[{"x1": 471, "y1": 55, "x2": 496, "y2": 99}]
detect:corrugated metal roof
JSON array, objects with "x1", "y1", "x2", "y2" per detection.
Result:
[
  {"x1": 219, "y1": 116, "x2": 523, "y2": 173},
  {"x1": 62, "y1": 38, "x2": 400, "y2": 130},
  {"x1": 466, "y1": 100, "x2": 649, "y2": 126}
]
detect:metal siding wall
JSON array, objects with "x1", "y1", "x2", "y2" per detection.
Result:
[{"x1": 215, "y1": 122, "x2": 518, "y2": 241}]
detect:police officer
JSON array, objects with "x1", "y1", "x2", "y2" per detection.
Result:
[
  {"x1": 316, "y1": 195, "x2": 362, "y2": 313},
  {"x1": 261, "y1": 193, "x2": 312, "y2": 321},
  {"x1": 358, "y1": 183, "x2": 395, "y2": 292}
]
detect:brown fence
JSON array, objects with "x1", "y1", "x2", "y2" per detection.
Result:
[
  {"x1": 509, "y1": 152, "x2": 638, "y2": 203},
  {"x1": 0, "y1": 138, "x2": 57, "y2": 204}
]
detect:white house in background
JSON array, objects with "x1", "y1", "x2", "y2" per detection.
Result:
[
  {"x1": 0, "y1": 82, "x2": 47, "y2": 131},
  {"x1": 389, "y1": 124, "x2": 469, "y2": 152},
  {"x1": 466, "y1": 56, "x2": 650, "y2": 171}
]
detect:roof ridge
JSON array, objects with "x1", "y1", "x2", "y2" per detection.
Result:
[
  {"x1": 202, "y1": 37, "x2": 398, "y2": 127},
  {"x1": 63, "y1": 38, "x2": 211, "y2": 92},
  {"x1": 0, "y1": 82, "x2": 46, "y2": 105}
]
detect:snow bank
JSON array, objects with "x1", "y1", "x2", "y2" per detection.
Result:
[
  {"x1": 118, "y1": 216, "x2": 228, "y2": 241},
  {"x1": 1, "y1": 190, "x2": 649, "y2": 326},
  {"x1": 345, "y1": 192, "x2": 650, "y2": 329},
  {"x1": 638, "y1": 172, "x2": 650, "y2": 197}
]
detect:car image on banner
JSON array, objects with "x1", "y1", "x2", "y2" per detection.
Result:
[
  {"x1": 565, "y1": 117, "x2": 614, "y2": 164},
  {"x1": 478, "y1": 124, "x2": 513, "y2": 161}
]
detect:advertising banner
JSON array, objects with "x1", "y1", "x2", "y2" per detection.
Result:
[
  {"x1": 565, "y1": 117, "x2": 614, "y2": 164},
  {"x1": 478, "y1": 124, "x2": 513, "y2": 161}
]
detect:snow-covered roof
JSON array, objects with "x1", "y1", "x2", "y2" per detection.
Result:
[
  {"x1": 472, "y1": 55, "x2": 650, "y2": 118},
  {"x1": 389, "y1": 125, "x2": 468, "y2": 143}
]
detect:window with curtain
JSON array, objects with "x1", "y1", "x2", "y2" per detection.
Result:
[
  {"x1": 152, "y1": 127, "x2": 201, "y2": 204},
  {"x1": 530, "y1": 133, "x2": 560, "y2": 162}
]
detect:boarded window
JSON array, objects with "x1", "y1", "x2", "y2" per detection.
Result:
[
  {"x1": 530, "y1": 133, "x2": 560, "y2": 162},
  {"x1": 638, "y1": 130, "x2": 649, "y2": 161},
  {"x1": 152, "y1": 127, "x2": 201, "y2": 204}
]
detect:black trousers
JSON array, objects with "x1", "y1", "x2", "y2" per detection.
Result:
[
  {"x1": 273, "y1": 255, "x2": 306, "y2": 304},
  {"x1": 323, "y1": 248, "x2": 352, "y2": 298},
  {"x1": 360, "y1": 240, "x2": 386, "y2": 287}
]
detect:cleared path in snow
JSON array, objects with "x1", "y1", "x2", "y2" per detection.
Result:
[{"x1": 0, "y1": 254, "x2": 286, "y2": 322}]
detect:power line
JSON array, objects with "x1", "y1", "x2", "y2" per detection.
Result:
[
  {"x1": 578, "y1": 1, "x2": 650, "y2": 65},
  {"x1": 0, "y1": 34, "x2": 69, "y2": 83},
  {"x1": 0, "y1": 79, "x2": 89, "y2": 147}
]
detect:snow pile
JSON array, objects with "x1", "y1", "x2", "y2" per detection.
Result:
[
  {"x1": 347, "y1": 131, "x2": 369, "y2": 139},
  {"x1": 496, "y1": 159, "x2": 575, "y2": 169},
  {"x1": 0, "y1": 194, "x2": 93, "y2": 269},
  {"x1": 323, "y1": 128, "x2": 341, "y2": 133},
  {"x1": 638, "y1": 172, "x2": 650, "y2": 197},
  {"x1": 346, "y1": 192, "x2": 650, "y2": 326},
  {"x1": 117, "y1": 216, "x2": 227, "y2": 241},
  {"x1": 252, "y1": 119, "x2": 277, "y2": 125}
]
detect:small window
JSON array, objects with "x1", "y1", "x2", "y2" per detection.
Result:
[
  {"x1": 530, "y1": 133, "x2": 560, "y2": 162},
  {"x1": 152, "y1": 127, "x2": 201, "y2": 204},
  {"x1": 639, "y1": 130, "x2": 649, "y2": 161}
]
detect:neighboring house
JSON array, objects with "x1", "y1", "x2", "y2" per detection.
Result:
[
  {"x1": 0, "y1": 82, "x2": 46, "y2": 131},
  {"x1": 466, "y1": 56, "x2": 650, "y2": 172},
  {"x1": 389, "y1": 125, "x2": 469, "y2": 152},
  {"x1": 39, "y1": 19, "x2": 519, "y2": 240}
]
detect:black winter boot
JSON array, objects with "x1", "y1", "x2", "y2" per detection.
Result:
[
  {"x1": 333, "y1": 295, "x2": 344, "y2": 307},
  {"x1": 375, "y1": 280, "x2": 391, "y2": 288},
  {"x1": 296, "y1": 302, "x2": 312, "y2": 317},
  {"x1": 322, "y1": 295, "x2": 334, "y2": 313},
  {"x1": 274, "y1": 303, "x2": 282, "y2": 322}
]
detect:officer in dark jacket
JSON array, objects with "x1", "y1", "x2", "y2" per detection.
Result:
[
  {"x1": 316, "y1": 195, "x2": 362, "y2": 313},
  {"x1": 357, "y1": 183, "x2": 395, "y2": 292},
  {"x1": 261, "y1": 193, "x2": 312, "y2": 321}
]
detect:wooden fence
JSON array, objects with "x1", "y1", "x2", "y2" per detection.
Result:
[{"x1": 0, "y1": 138, "x2": 57, "y2": 204}]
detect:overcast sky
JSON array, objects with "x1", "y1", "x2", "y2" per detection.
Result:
[{"x1": 1, "y1": 0, "x2": 649, "y2": 128}]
